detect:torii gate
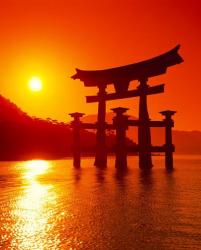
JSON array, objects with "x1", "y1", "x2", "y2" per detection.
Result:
[{"x1": 71, "y1": 45, "x2": 183, "y2": 169}]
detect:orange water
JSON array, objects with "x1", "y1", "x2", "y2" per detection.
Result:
[{"x1": 0, "y1": 156, "x2": 201, "y2": 249}]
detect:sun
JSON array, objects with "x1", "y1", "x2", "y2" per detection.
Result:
[{"x1": 29, "y1": 77, "x2": 42, "y2": 92}]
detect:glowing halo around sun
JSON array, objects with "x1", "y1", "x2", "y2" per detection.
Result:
[{"x1": 29, "y1": 77, "x2": 42, "y2": 92}]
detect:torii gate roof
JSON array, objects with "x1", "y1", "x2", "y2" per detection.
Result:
[{"x1": 71, "y1": 45, "x2": 183, "y2": 87}]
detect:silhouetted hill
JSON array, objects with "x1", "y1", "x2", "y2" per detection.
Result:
[
  {"x1": 0, "y1": 95, "x2": 31, "y2": 123},
  {"x1": 0, "y1": 95, "x2": 131, "y2": 160},
  {"x1": 83, "y1": 113, "x2": 201, "y2": 155},
  {"x1": 0, "y1": 95, "x2": 72, "y2": 159}
]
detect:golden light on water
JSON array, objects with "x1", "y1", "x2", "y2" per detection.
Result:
[
  {"x1": 0, "y1": 160, "x2": 78, "y2": 249},
  {"x1": 23, "y1": 160, "x2": 49, "y2": 179},
  {"x1": 29, "y1": 77, "x2": 42, "y2": 92},
  {"x1": 9, "y1": 160, "x2": 60, "y2": 249}
]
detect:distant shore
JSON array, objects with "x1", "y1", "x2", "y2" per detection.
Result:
[{"x1": 1, "y1": 152, "x2": 200, "y2": 162}]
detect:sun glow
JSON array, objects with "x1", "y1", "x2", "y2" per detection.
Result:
[
  {"x1": 29, "y1": 77, "x2": 42, "y2": 92},
  {"x1": 23, "y1": 160, "x2": 50, "y2": 180}
]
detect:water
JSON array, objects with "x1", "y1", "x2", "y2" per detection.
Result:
[{"x1": 0, "y1": 156, "x2": 201, "y2": 250}]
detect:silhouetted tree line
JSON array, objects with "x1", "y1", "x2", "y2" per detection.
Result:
[{"x1": 0, "y1": 95, "x2": 134, "y2": 160}]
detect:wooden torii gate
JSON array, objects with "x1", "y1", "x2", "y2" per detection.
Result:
[{"x1": 71, "y1": 45, "x2": 183, "y2": 170}]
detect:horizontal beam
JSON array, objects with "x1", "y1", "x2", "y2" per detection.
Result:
[
  {"x1": 149, "y1": 120, "x2": 166, "y2": 127},
  {"x1": 72, "y1": 45, "x2": 183, "y2": 87},
  {"x1": 128, "y1": 120, "x2": 166, "y2": 127},
  {"x1": 86, "y1": 84, "x2": 164, "y2": 103},
  {"x1": 128, "y1": 145, "x2": 175, "y2": 152},
  {"x1": 81, "y1": 123, "x2": 97, "y2": 129},
  {"x1": 81, "y1": 123, "x2": 115, "y2": 130},
  {"x1": 77, "y1": 120, "x2": 167, "y2": 129}
]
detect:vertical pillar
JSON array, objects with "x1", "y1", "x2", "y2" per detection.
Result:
[
  {"x1": 94, "y1": 84, "x2": 107, "y2": 168},
  {"x1": 160, "y1": 110, "x2": 176, "y2": 170},
  {"x1": 138, "y1": 78, "x2": 153, "y2": 169},
  {"x1": 112, "y1": 107, "x2": 129, "y2": 169},
  {"x1": 69, "y1": 112, "x2": 85, "y2": 168}
]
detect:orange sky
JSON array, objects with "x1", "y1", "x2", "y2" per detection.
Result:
[{"x1": 0, "y1": 0, "x2": 201, "y2": 130}]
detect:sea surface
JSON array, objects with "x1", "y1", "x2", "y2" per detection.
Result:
[{"x1": 0, "y1": 155, "x2": 201, "y2": 250}]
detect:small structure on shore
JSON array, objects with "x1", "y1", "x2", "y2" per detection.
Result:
[{"x1": 70, "y1": 45, "x2": 183, "y2": 170}]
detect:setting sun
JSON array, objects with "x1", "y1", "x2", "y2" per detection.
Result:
[{"x1": 29, "y1": 77, "x2": 42, "y2": 92}]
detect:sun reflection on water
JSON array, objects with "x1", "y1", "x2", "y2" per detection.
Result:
[
  {"x1": 23, "y1": 160, "x2": 50, "y2": 180},
  {"x1": 9, "y1": 160, "x2": 60, "y2": 249}
]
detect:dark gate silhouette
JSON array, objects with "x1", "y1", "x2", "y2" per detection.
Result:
[{"x1": 70, "y1": 45, "x2": 183, "y2": 170}]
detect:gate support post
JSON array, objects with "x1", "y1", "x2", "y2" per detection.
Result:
[
  {"x1": 112, "y1": 107, "x2": 129, "y2": 170},
  {"x1": 138, "y1": 78, "x2": 153, "y2": 169},
  {"x1": 69, "y1": 112, "x2": 85, "y2": 168},
  {"x1": 94, "y1": 84, "x2": 107, "y2": 168},
  {"x1": 160, "y1": 110, "x2": 176, "y2": 170}
]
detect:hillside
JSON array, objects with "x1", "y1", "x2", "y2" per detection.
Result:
[
  {"x1": 0, "y1": 95, "x2": 97, "y2": 160},
  {"x1": 0, "y1": 95, "x2": 128, "y2": 160}
]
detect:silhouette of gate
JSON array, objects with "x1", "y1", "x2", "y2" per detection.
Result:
[{"x1": 70, "y1": 45, "x2": 183, "y2": 170}]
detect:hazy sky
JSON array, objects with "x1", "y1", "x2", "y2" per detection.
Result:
[{"x1": 0, "y1": 0, "x2": 201, "y2": 130}]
